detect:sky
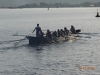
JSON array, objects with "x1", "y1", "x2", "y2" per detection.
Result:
[{"x1": 0, "y1": 0, "x2": 100, "y2": 7}]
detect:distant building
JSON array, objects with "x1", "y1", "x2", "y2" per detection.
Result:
[{"x1": 90, "y1": 4, "x2": 94, "y2": 7}]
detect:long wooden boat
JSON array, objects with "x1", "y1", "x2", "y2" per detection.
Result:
[
  {"x1": 27, "y1": 29, "x2": 81, "y2": 45},
  {"x1": 27, "y1": 34, "x2": 78, "y2": 45}
]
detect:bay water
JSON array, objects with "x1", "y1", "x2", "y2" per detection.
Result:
[{"x1": 0, "y1": 7, "x2": 100, "y2": 75}]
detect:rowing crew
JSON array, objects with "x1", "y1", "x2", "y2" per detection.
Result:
[{"x1": 32, "y1": 24, "x2": 80, "y2": 38}]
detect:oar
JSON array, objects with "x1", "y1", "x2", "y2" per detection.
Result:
[
  {"x1": 0, "y1": 40, "x2": 22, "y2": 44},
  {"x1": 78, "y1": 33, "x2": 98, "y2": 35},
  {"x1": 14, "y1": 32, "x2": 33, "y2": 46},
  {"x1": 12, "y1": 34, "x2": 27, "y2": 36},
  {"x1": 13, "y1": 34, "x2": 35, "y2": 36},
  {"x1": 14, "y1": 37, "x2": 27, "y2": 46}
]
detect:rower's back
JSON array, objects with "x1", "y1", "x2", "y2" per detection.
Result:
[{"x1": 70, "y1": 25, "x2": 76, "y2": 34}]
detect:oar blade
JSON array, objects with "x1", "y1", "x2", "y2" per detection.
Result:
[{"x1": 14, "y1": 42, "x2": 20, "y2": 47}]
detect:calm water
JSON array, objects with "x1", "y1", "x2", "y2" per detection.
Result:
[{"x1": 0, "y1": 7, "x2": 100, "y2": 75}]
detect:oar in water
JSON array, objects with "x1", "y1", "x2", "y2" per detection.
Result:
[
  {"x1": 14, "y1": 37, "x2": 27, "y2": 46},
  {"x1": 78, "y1": 33, "x2": 98, "y2": 35},
  {"x1": 76, "y1": 29, "x2": 81, "y2": 33},
  {"x1": 0, "y1": 39, "x2": 25, "y2": 44},
  {"x1": 14, "y1": 32, "x2": 33, "y2": 46},
  {"x1": 13, "y1": 34, "x2": 35, "y2": 36},
  {"x1": 75, "y1": 29, "x2": 98, "y2": 35},
  {"x1": 13, "y1": 34, "x2": 27, "y2": 36}
]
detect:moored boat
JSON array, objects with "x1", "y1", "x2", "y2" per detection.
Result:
[{"x1": 95, "y1": 9, "x2": 100, "y2": 17}]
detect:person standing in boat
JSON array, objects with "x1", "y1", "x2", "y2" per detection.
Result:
[
  {"x1": 70, "y1": 25, "x2": 76, "y2": 34},
  {"x1": 32, "y1": 24, "x2": 42, "y2": 37}
]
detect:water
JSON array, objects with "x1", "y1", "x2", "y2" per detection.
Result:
[{"x1": 0, "y1": 7, "x2": 100, "y2": 75}]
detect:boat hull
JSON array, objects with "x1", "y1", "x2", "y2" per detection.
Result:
[
  {"x1": 28, "y1": 36, "x2": 49, "y2": 45},
  {"x1": 95, "y1": 15, "x2": 100, "y2": 17},
  {"x1": 28, "y1": 34, "x2": 78, "y2": 45}
]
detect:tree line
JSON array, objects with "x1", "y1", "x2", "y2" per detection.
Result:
[
  {"x1": 17, "y1": 2, "x2": 100, "y2": 8},
  {"x1": 1, "y1": 2, "x2": 100, "y2": 8}
]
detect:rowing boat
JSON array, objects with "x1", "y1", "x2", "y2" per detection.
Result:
[{"x1": 26, "y1": 29, "x2": 81, "y2": 45}]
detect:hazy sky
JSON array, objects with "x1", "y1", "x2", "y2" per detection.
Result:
[{"x1": 0, "y1": 0, "x2": 100, "y2": 7}]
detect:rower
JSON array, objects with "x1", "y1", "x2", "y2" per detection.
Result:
[
  {"x1": 46, "y1": 29, "x2": 52, "y2": 39},
  {"x1": 70, "y1": 25, "x2": 76, "y2": 34},
  {"x1": 32, "y1": 24, "x2": 42, "y2": 37},
  {"x1": 57, "y1": 29, "x2": 60, "y2": 37},
  {"x1": 40, "y1": 30, "x2": 45, "y2": 37},
  {"x1": 60, "y1": 29, "x2": 64, "y2": 37},
  {"x1": 52, "y1": 31, "x2": 57, "y2": 37},
  {"x1": 64, "y1": 27, "x2": 69, "y2": 35}
]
